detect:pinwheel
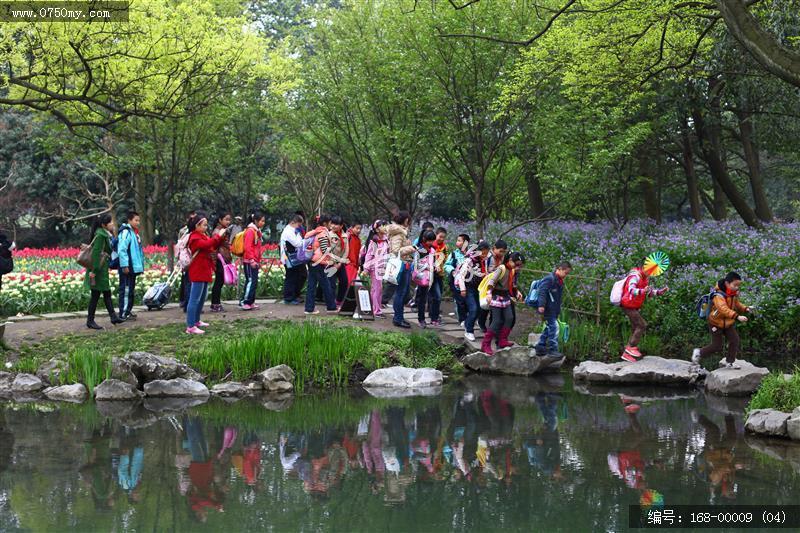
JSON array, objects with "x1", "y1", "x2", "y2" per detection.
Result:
[{"x1": 643, "y1": 251, "x2": 669, "y2": 277}]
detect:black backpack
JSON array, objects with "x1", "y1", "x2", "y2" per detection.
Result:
[{"x1": 0, "y1": 247, "x2": 12, "y2": 275}]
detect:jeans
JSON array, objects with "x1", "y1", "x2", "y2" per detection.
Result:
[
  {"x1": 118, "y1": 271, "x2": 137, "y2": 317},
  {"x1": 88, "y1": 289, "x2": 115, "y2": 321},
  {"x1": 449, "y1": 275, "x2": 466, "y2": 323},
  {"x1": 240, "y1": 263, "x2": 259, "y2": 305},
  {"x1": 536, "y1": 315, "x2": 559, "y2": 352},
  {"x1": 490, "y1": 305, "x2": 514, "y2": 335},
  {"x1": 464, "y1": 286, "x2": 480, "y2": 333},
  {"x1": 186, "y1": 281, "x2": 208, "y2": 327},
  {"x1": 211, "y1": 259, "x2": 225, "y2": 305},
  {"x1": 330, "y1": 265, "x2": 349, "y2": 304},
  {"x1": 305, "y1": 264, "x2": 336, "y2": 312},
  {"x1": 416, "y1": 284, "x2": 430, "y2": 323},
  {"x1": 428, "y1": 276, "x2": 443, "y2": 321},
  {"x1": 283, "y1": 263, "x2": 307, "y2": 303},
  {"x1": 392, "y1": 266, "x2": 411, "y2": 323}
]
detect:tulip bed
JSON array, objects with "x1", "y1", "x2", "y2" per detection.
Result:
[{"x1": 0, "y1": 244, "x2": 283, "y2": 316}]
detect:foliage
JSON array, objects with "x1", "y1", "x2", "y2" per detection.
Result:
[{"x1": 748, "y1": 371, "x2": 800, "y2": 413}]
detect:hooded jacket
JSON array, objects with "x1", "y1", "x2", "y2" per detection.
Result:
[
  {"x1": 708, "y1": 281, "x2": 748, "y2": 329},
  {"x1": 117, "y1": 223, "x2": 144, "y2": 274}
]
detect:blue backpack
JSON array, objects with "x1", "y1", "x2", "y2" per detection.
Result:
[
  {"x1": 695, "y1": 290, "x2": 725, "y2": 320},
  {"x1": 525, "y1": 277, "x2": 553, "y2": 308},
  {"x1": 109, "y1": 227, "x2": 132, "y2": 270}
]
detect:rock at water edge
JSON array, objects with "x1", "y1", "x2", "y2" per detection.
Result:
[
  {"x1": 462, "y1": 345, "x2": 564, "y2": 376},
  {"x1": 144, "y1": 378, "x2": 210, "y2": 398},
  {"x1": 787, "y1": 407, "x2": 800, "y2": 441},
  {"x1": 362, "y1": 366, "x2": 443, "y2": 388},
  {"x1": 210, "y1": 382, "x2": 252, "y2": 398},
  {"x1": 44, "y1": 384, "x2": 88, "y2": 403},
  {"x1": 12, "y1": 373, "x2": 44, "y2": 393},
  {"x1": 573, "y1": 356, "x2": 706, "y2": 385},
  {"x1": 745, "y1": 408, "x2": 790, "y2": 437},
  {"x1": 95, "y1": 379, "x2": 144, "y2": 401}
]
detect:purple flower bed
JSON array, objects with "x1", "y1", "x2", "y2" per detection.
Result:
[{"x1": 424, "y1": 219, "x2": 800, "y2": 354}]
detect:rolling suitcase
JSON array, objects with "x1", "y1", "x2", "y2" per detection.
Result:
[{"x1": 143, "y1": 269, "x2": 178, "y2": 310}]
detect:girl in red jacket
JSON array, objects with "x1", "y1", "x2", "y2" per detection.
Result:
[
  {"x1": 186, "y1": 214, "x2": 229, "y2": 334},
  {"x1": 240, "y1": 212, "x2": 266, "y2": 311},
  {"x1": 620, "y1": 261, "x2": 668, "y2": 362},
  {"x1": 345, "y1": 223, "x2": 363, "y2": 286}
]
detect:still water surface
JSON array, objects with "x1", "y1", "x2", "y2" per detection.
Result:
[{"x1": 0, "y1": 374, "x2": 798, "y2": 532}]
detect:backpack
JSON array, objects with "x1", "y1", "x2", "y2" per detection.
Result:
[
  {"x1": 411, "y1": 250, "x2": 434, "y2": 287},
  {"x1": 175, "y1": 232, "x2": 195, "y2": 271},
  {"x1": 695, "y1": 290, "x2": 725, "y2": 320},
  {"x1": 478, "y1": 265, "x2": 504, "y2": 310},
  {"x1": 230, "y1": 230, "x2": 247, "y2": 257},
  {"x1": 109, "y1": 227, "x2": 132, "y2": 270},
  {"x1": 610, "y1": 274, "x2": 631, "y2": 306},
  {"x1": 294, "y1": 235, "x2": 317, "y2": 264},
  {"x1": 525, "y1": 277, "x2": 551, "y2": 308}
]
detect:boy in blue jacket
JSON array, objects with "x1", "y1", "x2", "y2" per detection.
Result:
[
  {"x1": 118, "y1": 211, "x2": 145, "y2": 320},
  {"x1": 534, "y1": 262, "x2": 572, "y2": 358}
]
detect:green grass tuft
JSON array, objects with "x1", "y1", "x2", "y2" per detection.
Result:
[{"x1": 747, "y1": 370, "x2": 800, "y2": 413}]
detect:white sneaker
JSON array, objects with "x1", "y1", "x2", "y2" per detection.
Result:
[
  {"x1": 459, "y1": 321, "x2": 465, "y2": 328},
  {"x1": 724, "y1": 362, "x2": 741, "y2": 370},
  {"x1": 691, "y1": 348, "x2": 701, "y2": 364},
  {"x1": 464, "y1": 332, "x2": 475, "y2": 342}
]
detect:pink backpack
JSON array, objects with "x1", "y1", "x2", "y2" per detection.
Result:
[{"x1": 412, "y1": 251, "x2": 434, "y2": 287}]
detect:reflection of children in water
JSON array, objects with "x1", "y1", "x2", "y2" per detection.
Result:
[
  {"x1": 607, "y1": 398, "x2": 664, "y2": 508},
  {"x1": 80, "y1": 421, "x2": 116, "y2": 510},
  {"x1": 525, "y1": 392, "x2": 562, "y2": 480},
  {"x1": 477, "y1": 390, "x2": 516, "y2": 483},
  {"x1": 695, "y1": 413, "x2": 743, "y2": 502},
  {"x1": 361, "y1": 410, "x2": 385, "y2": 493},
  {"x1": 182, "y1": 416, "x2": 226, "y2": 523},
  {"x1": 112, "y1": 427, "x2": 144, "y2": 503}
]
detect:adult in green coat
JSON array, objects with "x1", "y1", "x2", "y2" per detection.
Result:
[{"x1": 85, "y1": 214, "x2": 125, "y2": 330}]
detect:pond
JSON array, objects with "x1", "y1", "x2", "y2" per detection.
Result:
[{"x1": 0, "y1": 375, "x2": 799, "y2": 532}]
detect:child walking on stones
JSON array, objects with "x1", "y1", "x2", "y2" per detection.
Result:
[
  {"x1": 534, "y1": 262, "x2": 572, "y2": 358},
  {"x1": 692, "y1": 272, "x2": 751, "y2": 369},
  {"x1": 481, "y1": 252, "x2": 524, "y2": 355},
  {"x1": 619, "y1": 259, "x2": 668, "y2": 362}
]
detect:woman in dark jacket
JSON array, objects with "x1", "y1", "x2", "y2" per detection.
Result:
[{"x1": 85, "y1": 214, "x2": 125, "y2": 330}]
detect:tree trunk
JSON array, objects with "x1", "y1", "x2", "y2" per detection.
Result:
[
  {"x1": 638, "y1": 147, "x2": 661, "y2": 223},
  {"x1": 474, "y1": 177, "x2": 485, "y2": 241},
  {"x1": 133, "y1": 171, "x2": 155, "y2": 244},
  {"x1": 691, "y1": 103, "x2": 761, "y2": 228},
  {"x1": 680, "y1": 118, "x2": 703, "y2": 222},
  {"x1": 736, "y1": 109, "x2": 773, "y2": 222},
  {"x1": 712, "y1": 178, "x2": 727, "y2": 220},
  {"x1": 524, "y1": 168, "x2": 545, "y2": 219}
]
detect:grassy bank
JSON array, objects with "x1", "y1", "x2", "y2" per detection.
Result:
[
  {"x1": 747, "y1": 371, "x2": 800, "y2": 413},
  {"x1": 10, "y1": 319, "x2": 460, "y2": 391}
]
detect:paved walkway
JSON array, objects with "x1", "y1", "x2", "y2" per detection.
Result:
[{"x1": 2, "y1": 298, "x2": 536, "y2": 352}]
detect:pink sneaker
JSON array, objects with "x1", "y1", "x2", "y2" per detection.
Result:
[
  {"x1": 186, "y1": 326, "x2": 205, "y2": 335},
  {"x1": 196, "y1": 320, "x2": 210, "y2": 327},
  {"x1": 240, "y1": 304, "x2": 253, "y2": 311},
  {"x1": 251, "y1": 303, "x2": 261, "y2": 310}
]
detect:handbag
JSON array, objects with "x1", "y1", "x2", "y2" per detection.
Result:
[
  {"x1": 218, "y1": 254, "x2": 238, "y2": 286},
  {"x1": 411, "y1": 251, "x2": 434, "y2": 287},
  {"x1": 382, "y1": 254, "x2": 403, "y2": 285},
  {"x1": 76, "y1": 236, "x2": 98, "y2": 269}
]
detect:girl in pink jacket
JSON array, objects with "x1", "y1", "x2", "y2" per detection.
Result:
[{"x1": 363, "y1": 220, "x2": 389, "y2": 317}]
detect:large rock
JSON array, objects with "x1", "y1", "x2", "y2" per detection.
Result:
[
  {"x1": 745, "y1": 408, "x2": 791, "y2": 437},
  {"x1": 110, "y1": 357, "x2": 138, "y2": 386},
  {"x1": 362, "y1": 366, "x2": 443, "y2": 388},
  {"x1": 35, "y1": 359, "x2": 69, "y2": 385},
  {"x1": 573, "y1": 356, "x2": 706, "y2": 385},
  {"x1": 259, "y1": 365, "x2": 295, "y2": 393},
  {"x1": 118, "y1": 352, "x2": 203, "y2": 384},
  {"x1": 144, "y1": 378, "x2": 210, "y2": 398},
  {"x1": 0, "y1": 371, "x2": 14, "y2": 396},
  {"x1": 95, "y1": 379, "x2": 144, "y2": 401},
  {"x1": 43, "y1": 383, "x2": 88, "y2": 403},
  {"x1": 12, "y1": 373, "x2": 44, "y2": 393},
  {"x1": 463, "y1": 346, "x2": 564, "y2": 376},
  {"x1": 210, "y1": 382, "x2": 252, "y2": 398},
  {"x1": 787, "y1": 407, "x2": 800, "y2": 441},
  {"x1": 705, "y1": 360, "x2": 769, "y2": 396}
]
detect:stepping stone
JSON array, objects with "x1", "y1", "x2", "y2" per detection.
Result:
[
  {"x1": 40, "y1": 312, "x2": 77, "y2": 320},
  {"x1": 6, "y1": 315, "x2": 40, "y2": 322},
  {"x1": 705, "y1": 359, "x2": 769, "y2": 396},
  {"x1": 573, "y1": 356, "x2": 706, "y2": 385},
  {"x1": 463, "y1": 346, "x2": 564, "y2": 376}
]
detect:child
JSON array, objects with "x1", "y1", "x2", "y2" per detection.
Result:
[
  {"x1": 410, "y1": 221, "x2": 435, "y2": 309},
  {"x1": 534, "y1": 262, "x2": 572, "y2": 358},
  {"x1": 186, "y1": 214, "x2": 229, "y2": 334},
  {"x1": 620, "y1": 260, "x2": 669, "y2": 362},
  {"x1": 326, "y1": 216, "x2": 350, "y2": 306},
  {"x1": 345, "y1": 223, "x2": 363, "y2": 286},
  {"x1": 445, "y1": 233, "x2": 470, "y2": 327},
  {"x1": 414, "y1": 230, "x2": 437, "y2": 328},
  {"x1": 482, "y1": 252, "x2": 525, "y2": 355},
  {"x1": 456, "y1": 241, "x2": 490, "y2": 342},
  {"x1": 305, "y1": 215, "x2": 338, "y2": 315},
  {"x1": 363, "y1": 220, "x2": 389, "y2": 318},
  {"x1": 692, "y1": 272, "x2": 751, "y2": 369},
  {"x1": 481, "y1": 239, "x2": 509, "y2": 332},
  {"x1": 240, "y1": 212, "x2": 266, "y2": 311},
  {"x1": 428, "y1": 227, "x2": 448, "y2": 326},
  {"x1": 386, "y1": 211, "x2": 416, "y2": 329}
]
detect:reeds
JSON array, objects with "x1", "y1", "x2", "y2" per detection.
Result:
[
  {"x1": 62, "y1": 348, "x2": 111, "y2": 396},
  {"x1": 747, "y1": 370, "x2": 800, "y2": 413}
]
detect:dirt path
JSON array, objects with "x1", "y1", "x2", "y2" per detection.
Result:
[{"x1": 2, "y1": 298, "x2": 536, "y2": 353}]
